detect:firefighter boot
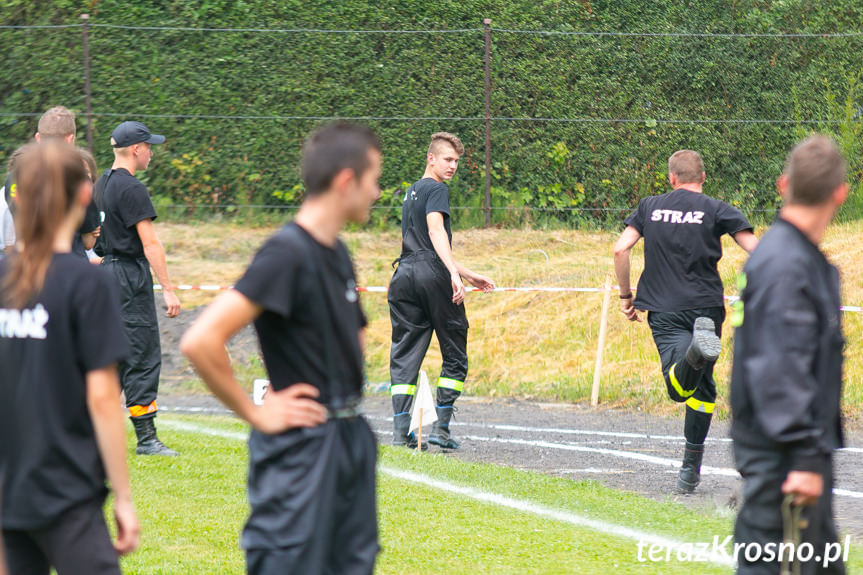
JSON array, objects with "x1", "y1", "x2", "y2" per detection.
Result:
[
  {"x1": 132, "y1": 417, "x2": 179, "y2": 456},
  {"x1": 676, "y1": 442, "x2": 704, "y2": 493},
  {"x1": 429, "y1": 405, "x2": 461, "y2": 450},
  {"x1": 393, "y1": 413, "x2": 427, "y2": 450},
  {"x1": 685, "y1": 317, "x2": 721, "y2": 370}
]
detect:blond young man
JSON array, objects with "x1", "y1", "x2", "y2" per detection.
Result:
[
  {"x1": 3, "y1": 106, "x2": 101, "y2": 256},
  {"x1": 388, "y1": 132, "x2": 495, "y2": 450}
]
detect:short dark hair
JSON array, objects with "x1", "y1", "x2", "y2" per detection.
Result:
[
  {"x1": 784, "y1": 135, "x2": 847, "y2": 206},
  {"x1": 301, "y1": 123, "x2": 381, "y2": 197}
]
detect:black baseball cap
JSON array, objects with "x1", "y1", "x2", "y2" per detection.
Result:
[{"x1": 111, "y1": 121, "x2": 166, "y2": 147}]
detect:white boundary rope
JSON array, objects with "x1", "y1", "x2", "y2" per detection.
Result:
[{"x1": 153, "y1": 284, "x2": 863, "y2": 312}]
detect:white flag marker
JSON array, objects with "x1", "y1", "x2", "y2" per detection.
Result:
[{"x1": 409, "y1": 371, "x2": 438, "y2": 450}]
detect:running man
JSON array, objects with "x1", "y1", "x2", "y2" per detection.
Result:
[
  {"x1": 614, "y1": 149, "x2": 757, "y2": 493},
  {"x1": 388, "y1": 132, "x2": 495, "y2": 450},
  {"x1": 181, "y1": 123, "x2": 382, "y2": 575},
  {"x1": 731, "y1": 136, "x2": 847, "y2": 575}
]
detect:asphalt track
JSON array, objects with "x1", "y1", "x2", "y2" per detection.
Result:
[{"x1": 161, "y1": 393, "x2": 863, "y2": 539}]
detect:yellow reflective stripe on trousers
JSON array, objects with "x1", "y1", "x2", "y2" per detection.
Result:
[
  {"x1": 129, "y1": 401, "x2": 158, "y2": 418},
  {"x1": 437, "y1": 377, "x2": 464, "y2": 392},
  {"x1": 390, "y1": 384, "x2": 416, "y2": 396},
  {"x1": 685, "y1": 397, "x2": 715, "y2": 414},
  {"x1": 668, "y1": 364, "x2": 696, "y2": 399}
]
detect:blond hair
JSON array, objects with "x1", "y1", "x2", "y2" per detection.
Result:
[
  {"x1": 428, "y1": 132, "x2": 464, "y2": 156},
  {"x1": 37, "y1": 106, "x2": 76, "y2": 139}
]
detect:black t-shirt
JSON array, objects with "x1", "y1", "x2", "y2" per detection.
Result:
[
  {"x1": 624, "y1": 188, "x2": 752, "y2": 312},
  {"x1": 72, "y1": 200, "x2": 101, "y2": 259},
  {"x1": 234, "y1": 223, "x2": 367, "y2": 405},
  {"x1": 94, "y1": 168, "x2": 157, "y2": 258},
  {"x1": 400, "y1": 177, "x2": 452, "y2": 256},
  {"x1": 0, "y1": 253, "x2": 128, "y2": 530}
]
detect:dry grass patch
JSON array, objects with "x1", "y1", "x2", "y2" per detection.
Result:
[{"x1": 155, "y1": 220, "x2": 863, "y2": 418}]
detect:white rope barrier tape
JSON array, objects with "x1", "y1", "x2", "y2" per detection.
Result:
[{"x1": 153, "y1": 284, "x2": 863, "y2": 313}]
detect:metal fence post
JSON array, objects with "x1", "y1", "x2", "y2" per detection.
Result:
[
  {"x1": 81, "y1": 13, "x2": 94, "y2": 153},
  {"x1": 483, "y1": 18, "x2": 492, "y2": 228}
]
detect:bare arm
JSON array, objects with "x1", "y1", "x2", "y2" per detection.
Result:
[
  {"x1": 82, "y1": 232, "x2": 97, "y2": 251},
  {"x1": 613, "y1": 226, "x2": 643, "y2": 322},
  {"x1": 87, "y1": 365, "x2": 139, "y2": 555},
  {"x1": 180, "y1": 289, "x2": 327, "y2": 433},
  {"x1": 455, "y1": 262, "x2": 496, "y2": 293},
  {"x1": 733, "y1": 229, "x2": 758, "y2": 254},
  {"x1": 427, "y1": 212, "x2": 465, "y2": 304},
  {"x1": 136, "y1": 218, "x2": 180, "y2": 317},
  {"x1": 82, "y1": 225, "x2": 100, "y2": 251}
]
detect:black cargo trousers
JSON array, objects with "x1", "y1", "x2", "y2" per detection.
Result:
[
  {"x1": 647, "y1": 306, "x2": 724, "y2": 445},
  {"x1": 103, "y1": 256, "x2": 161, "y2": 419},
  {"x1": 388, "y1": 251, "x2": 469, "y2": 415},
  {"x1": 734, "y1": 441, "x2": 844, "y2": 575}
]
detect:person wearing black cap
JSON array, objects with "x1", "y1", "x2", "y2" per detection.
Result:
[
  {"x1": 181, "y1": 123, "x2": 382, "y2": 575},
  {"x1": 94, "y1": 120, "x2": 180, "y2": 456}
]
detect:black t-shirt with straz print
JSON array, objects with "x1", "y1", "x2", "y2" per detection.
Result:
[
  {"x1": 400, "y1": 177, "x2": 452, "y2": 256},
  {"x1": 624, "y1": 188, "x2": 752, "y2": 312},
  {"x1": 94, "y1": 168, "x2": 157, "y2": 259},
  {"x1": 233, "y1": 223, "x2": 368, "y2": 406},
  {"x1": 0, "y1": 253, "x2": 128, "y2": 530}
]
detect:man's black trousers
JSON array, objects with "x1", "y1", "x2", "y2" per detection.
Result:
[
  {"x1": 388, "y1": 254, "x2": 469, "y2": 414},
  {"x1": 647, "y1": 306, "x2": 724, "y2": 445},
  {"x1": 734, "y1": 442, "x2": 844, "y2": 574},
  {"x1": 243, "y1": 416, "x2": 378, "y2": 575},
  {"x1": 104, "y1": 257, "x2": 161, "y2": 418},
  {"x1": 2, "y1": 498, "x2": 121, "y2": 575}
]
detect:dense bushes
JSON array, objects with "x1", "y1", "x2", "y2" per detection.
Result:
[{"x1": 1, "y1": 0, "x2": 862, "y2": 227}]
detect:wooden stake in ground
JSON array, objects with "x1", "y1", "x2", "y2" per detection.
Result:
[
  {"x1": 417, "y1": 408, "x2": 423, "y2": 453},
  {"x1": 592, "y1": 274, "x2": 613, "y2": 407}
]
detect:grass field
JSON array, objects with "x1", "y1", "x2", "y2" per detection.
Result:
[
  {"x1": 157, "y1": 220, "x2": 863, "y2": 420},
  {"x1": 115, "y1": 414, "x2": 863, "y2": 574}
]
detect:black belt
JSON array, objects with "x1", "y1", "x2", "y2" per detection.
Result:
[
  {"x1": 104, "y1": 254, "x2": 146, "y2": 263},
  {"x1": 327, "y1": 396, "x2": 363, "y2": 420},
  {"x1": 392, "y1": 250, "x2": 439, "y2": 268}
]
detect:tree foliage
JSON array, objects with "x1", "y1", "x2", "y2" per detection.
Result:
[{"x1": 1, "y1": 0, "x2": 861, "y2": 227}]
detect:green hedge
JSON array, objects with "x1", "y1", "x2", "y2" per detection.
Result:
[{"x1": 2, "y1": 0, "x2": 862, "y2": 227}]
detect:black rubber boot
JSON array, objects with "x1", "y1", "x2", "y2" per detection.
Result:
[
  {"x1": 676, "y1": 442, "x2": 704, "y2": 493},
  {"x1": 132, "y1": 417, "x2": 179, "y2": 456},
  {"x1": 685, "y1": 317, "x2": 721, "y2": 370},
  {"x1": 429, "y1": 405, "x2": 461, "y2": 450},
  {"x1": 392, "y1": 413, "x2": 411, "y2": 447}
]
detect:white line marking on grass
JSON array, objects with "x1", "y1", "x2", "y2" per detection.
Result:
[
  {"x1": 362, "y1": 414, "x2": 732, "y2": 443},
  {"x1": 161, "y1": 406, "x2": 235, "y2": 415},
  {"x1": 833, "y1": 489, "x2": 863, "y2": 499},
  {"x1": 160, "y1": 418, "x2": 863, "y2": 501},
  {"x1": 378, "y1": 465, "x2": 736, "y2": 568},
  {"x1": 462, "y1": 434, "x2": 740, "y2": 477},
  {"x1": 158, "y1": 419, "x2": 248, "y2": 441}
]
